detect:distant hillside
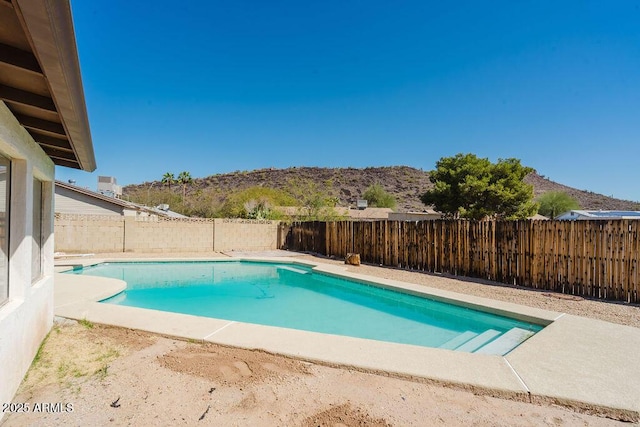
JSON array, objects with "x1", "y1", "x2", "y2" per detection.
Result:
[
  {"x1": 524, "y1": 173, "x2": 638, "y2": 211},
  {"x1": 125, "y1": 166, "x2": 638, "y2": 212}
]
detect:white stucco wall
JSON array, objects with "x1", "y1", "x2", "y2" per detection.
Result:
[{"x1": 0, "y1": 102, "x2": 55, "y2": 412}]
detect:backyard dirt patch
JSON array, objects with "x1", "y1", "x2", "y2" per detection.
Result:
[
  {"x1": 300, "y1": 403, "x2": 392, "y2": 427},
  {"x1": 17, "y1": 321, "x2": 155, "y2": 397},
  {"x1": 159, "y1": 343, "x2": 311, "y2": 386},
  {"x1": 3, "y1": 323, "x2": 629, "y2": 426}
]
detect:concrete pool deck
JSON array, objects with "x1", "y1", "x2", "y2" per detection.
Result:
[{"x1": 54, "y1": 256, "x2": 640, "y2": 421}]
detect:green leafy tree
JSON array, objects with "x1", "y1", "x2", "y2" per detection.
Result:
[
  {"x1": 177, "y1": 171, "x2": 192, "y2": 203},
  {"x1": 536, "y1": 191, "x2": 580, "y2": 219},
  {"x1": 161, "y1": 172, "x2": 175, "y2": 189},
  {"x1": 421, "y1": 153, "x2": 537, "y2": 220},
  {"x1": 362, "y1": 183, "x2": 396, "y2": 209}
]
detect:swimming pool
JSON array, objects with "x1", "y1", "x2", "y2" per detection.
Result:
[{"x1": 68, "y1": 261, "x2": 544, "y2": 355}]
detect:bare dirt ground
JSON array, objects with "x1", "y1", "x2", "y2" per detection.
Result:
[{"x1": 5, "y1": 252, "x2": 639, "y2": 426}]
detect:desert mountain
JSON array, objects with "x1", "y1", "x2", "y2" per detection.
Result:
[{"x1": 124, "y1": 166, "x2": 638, "y2": 212}]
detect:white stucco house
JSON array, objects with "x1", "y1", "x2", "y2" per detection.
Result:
[
  {"x1": 0, "y1": 0, "x2": 96, "y2": 413},
  {"x1": 556, "y1": 210, "x2": 640, "y2": 221}
]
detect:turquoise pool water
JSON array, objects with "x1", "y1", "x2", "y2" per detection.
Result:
[{"x1": 68, "y1": 261, "x2": 543, "y2": 355}]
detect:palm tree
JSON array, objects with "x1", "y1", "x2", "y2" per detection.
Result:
[
  {"x1": 177, "y1": 171, "x2": 192, "y2": 203},
  {"x1": 161, "y1": 172, "x2": 175, "y2": 189}
]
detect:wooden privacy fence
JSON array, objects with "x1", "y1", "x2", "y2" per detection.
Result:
[{"x1": 282, "y1": 220, "x2": 640, "y2": 303}]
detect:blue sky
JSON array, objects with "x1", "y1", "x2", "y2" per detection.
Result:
[{"x1": 58, "y1": 0, "x2": 640, "y2": 202}]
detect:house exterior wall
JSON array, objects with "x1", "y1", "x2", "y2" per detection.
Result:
[
  {"x1": 346, "y1": 208, "x2": 394, "y2": 221},
  {"x1": 388, "y1": 212, "x2": 443, "y2": 221},
  {"x1": 0, "y1": 102, "x2": 55, "y2": 409},
  {"x1": 54, "y1": 185, "x2": 124, "y2": 216}
]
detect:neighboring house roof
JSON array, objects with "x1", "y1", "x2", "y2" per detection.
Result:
[
  {"x1": 0, "y1": 0, "x2": 95, "y2": 170},
  {"x1": 343, "y1": 207, "x2": 394, "y2": 220},
  {"x1": 529, "y1": 213, "x2": 549, "y2": 220},
  {"x1": 54, "y1": 180, "x2": 186, "y2": 218},
  {"x1": 556, "y1": 210, "x2": 640, "y2": 220},
  {"x1": 145, "y1": 205, "x2": 188, "y2": 219},
  {"x1": 416, "y1": 209, "x2": 440, "y2": 215},
  {"x1": 55, "y1": 180, "x2": 131, "y2": 209}
]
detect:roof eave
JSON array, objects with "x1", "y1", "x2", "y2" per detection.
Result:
[{"x1": 14, "y1": 0, "x2": 96, "y2": 171}]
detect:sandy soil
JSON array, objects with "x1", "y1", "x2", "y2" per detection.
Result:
[
  {"x1": 5, "y1": 252, "x2": 638, "y2": 426},
  {"x1": 3, "y1": 323, "x2": 629, "y2": 427}
]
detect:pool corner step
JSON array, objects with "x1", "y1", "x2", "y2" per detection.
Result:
[
  {"x1": 455, "y1": 329, "x2": 501, "y2": 352},
  {"x1": 474, "y1": 327, "x2": 536, "y2": 356},
  {"x1": 276, "y1": 266, "x2": 309, "y2": 274},
  {"x1": 439, "y1": 331, "x2": 478, "y2": 350}
]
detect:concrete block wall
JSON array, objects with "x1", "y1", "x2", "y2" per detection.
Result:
[
  {"x1": 54, "y1": 214, "x2": 124, "y2": 253},
  {"x1": 124, "y1": 217, "x2": 214, "y2": 252},
  {"x1": 213, "y1": 218, "x2": 280, "y2": 252},
  {"x1": 54, "y1": 215, "x2": 280, "y2": 253}
]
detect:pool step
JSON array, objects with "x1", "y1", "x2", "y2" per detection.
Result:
[
  {"x1": 474, "y1": 327, "x2": 536, "y2": 356},
  {"x1": 440, "y1": 331, "x2": 478, "y2": 350},
  {"x1": 277, "y1": 266, "x2": 309, "y2": 274},
  {"x1": 455, "y1": 329, "x2": 501, "y2": 352}
]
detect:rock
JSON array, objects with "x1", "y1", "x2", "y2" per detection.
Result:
[{"x1": 345, "y1": 253, "x2": 360, "y2": 266}]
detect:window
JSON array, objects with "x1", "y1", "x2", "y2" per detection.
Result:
[
  {"x1": 32, "y1": 179, "x2": 43, "y2": 283},
  {"x1": 0, "y1": 155, "x2": 9, "y2": 305}
]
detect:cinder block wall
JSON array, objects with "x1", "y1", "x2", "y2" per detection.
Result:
[
  {"x1": 124, "y1": 217, "x2": 214, "y2": 252},
  {"x1": 54, "y1": 214, "x2": 124, "y2": 252},
  {"x1": 54, "y1": 214, "x2": 280, "y2": 253},
  {"x1": 213, "y1": 218, "x2": 279, "y2": 252}
]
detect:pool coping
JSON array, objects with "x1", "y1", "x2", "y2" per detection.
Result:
[{"x1": 54, "y1": 257, "x2": 640, "y2": 421}]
